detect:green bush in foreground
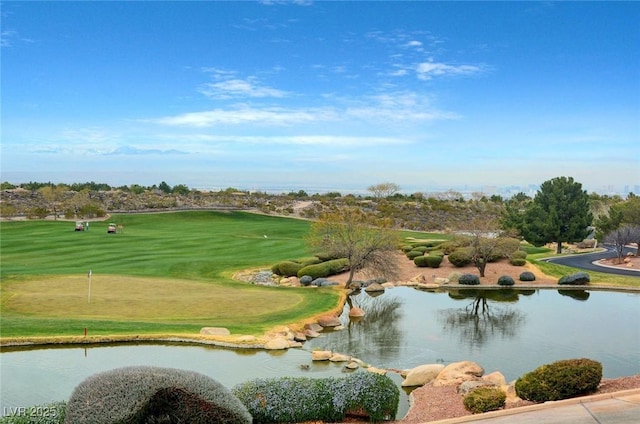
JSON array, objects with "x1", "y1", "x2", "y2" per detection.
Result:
[
  {"x1": 233, "y1": 372, "x2": 399, "y2": 423},
  {"x1": 509, "y1": 258, "x2": 527, "y2": 266},
  {"x1": 406, "y1": 250, "x2": 424, "y2": 260},
  {"x1": 414, "y1": 255, "x2": 442, "y2": 268},
  {"x1": 463, "y1": 387, "x2": 506, "y2": 414},
  {"x1": 515, "y1": 358, "x2": 602, "y2": 402},
  {"x1": 65, "y1": 366, "x2": 252, "y2": 424},
  {"x1": 0, "y1": 402, "x2": 66, "y2": 424},
  {"x1": 558, "y1": 272, "x2": 590, "y2": 285},
  {"x1": 297, "y1": 258, "x2": 349, "y2": 279},
  {"x1": 273, "y1": 261, "x2": 303, "y2": 277},
  {"x1": 413, "y1": 255, "x2": 429, "y2": 267}
]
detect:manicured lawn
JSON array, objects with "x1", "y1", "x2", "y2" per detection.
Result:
[{"x1": 0, "y1": 212, "x2": 340, "y2": 338}]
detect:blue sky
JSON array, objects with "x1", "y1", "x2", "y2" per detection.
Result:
[{"x1": 2, "y1": 1, "x2": 639, "y2": 194}]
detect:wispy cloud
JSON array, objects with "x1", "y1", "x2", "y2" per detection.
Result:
[
  {"x1": 198, "y1": 78, "x2": 290, "y2": 99},
  {"x1": 148, "y1": 106, "x2": 338, "y2": 127},
  {"x1": 416, "y1": 61, "x2": 484, "y2": 80},
  {"x1": 159, "y1": 134, "x2": 410, "y2": 147},
  {"x1": 1, "y1": 29, "x2": 35, "y2": 47},
  {"x1": 105, "y1": 146, "x2": 189, "y2": 156}
]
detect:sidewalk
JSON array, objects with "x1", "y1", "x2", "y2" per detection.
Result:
[{"x1": 430, "y1": 389, "x2": 640, "y2": 424}]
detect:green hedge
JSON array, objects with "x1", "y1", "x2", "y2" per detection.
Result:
[
  {"x1": 509, "y1": 258, "x2": 527, "y2": 266},
  {"x1": 463, "y1": 387, "x2": 506, "y2": 414},
  {"x1": 273, "y1": 261, "x2": 303, "y2": 277},
  {"x1": 65, "y1": 366, "x2": 252, "y2": 424},
  {"x1": 297, "y1": 258, "x2": 349, "y2": 280},
  {"x1": 515, "y1": 358, "x2": 602, "y2": 402},
  {"x1": 233, "y1": 372, "x2": 398, "y2": 423}
]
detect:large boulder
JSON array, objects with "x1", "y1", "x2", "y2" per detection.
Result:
[
  {"x1": 433, "y1": 361, "x2": 484, "y2": 387},
  {"x1": 401, "y1": 364, "x2": 445, "y2": 387},
  {"x1": 317, "y1": 315, "x2": 342, "y2": 327},
  {"x1": 365, "y1": 283, "x2": 385, "y2": 293},
  {"x1": 349, "y1": 307, "x2": 365, "y2": 317},
  {"x1": 264, "y1": 337, "x2": 290, "y2": 350},
  {"x1": 65, "y1": 366, "x2": 251, "y2": 424},
  {"x1": 311, "y1": 350, "x2": 333, "y2": 361}
]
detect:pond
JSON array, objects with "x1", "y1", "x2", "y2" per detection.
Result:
[{"x1": 1, "y1": 288, "x2": 639, "y2": 417}]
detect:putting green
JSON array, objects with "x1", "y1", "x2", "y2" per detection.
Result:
[{"x1": 2, "y1": 275, "x2": 305, "y2": 321}]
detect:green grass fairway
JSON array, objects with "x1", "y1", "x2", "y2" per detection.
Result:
[{"x1": 0, "y1": 211, "x2": 340, "y2": 338}]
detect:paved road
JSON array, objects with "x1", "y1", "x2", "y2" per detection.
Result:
[{"x1": 541, "y1": 245, "x2": 640, "y2": 277}]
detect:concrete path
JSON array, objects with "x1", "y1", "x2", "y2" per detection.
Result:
[{"x1": 430, "y1": 389, "x2": 640, "y2": 424}]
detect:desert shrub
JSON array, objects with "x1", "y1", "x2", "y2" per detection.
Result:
[
  {"x1": 428, "y1": 250, "x2": 445, "y2": 257},
  {"x1": 519, "y1": 271, "x2": 536, "y2": 281},
  {"x1": 233, "y1": 372, "x2": 398, "y2": 423},
  {"x1": 26, "y1": 207, "x2": 48, "y2": 219},
  {"x1": 274, "y1": 261, "x2": 303, "y2": 277},
  {"x1": 0, "y1": 401, "x2": 66, "y2": 424},
  {"x1": 458, "y1": 273, "x2": 480, "y2": 285},
  {"x1": 511, "y1": 250, "x2": 527, "y2": 260},
  {"x1": 425, "y1": 255, "x2": 443, "y2": 268},
  {"x1": 413, "y1": 255, "x2": 429, "y2": 267},
  {"x1": 448, "y1": 248, "x2": 473, "y2": 267},
  {"x1": 406, "y1": 250, "x2": 425, "y2": 260},
  {"x1": 576, "y1": 239, "x2": 596, "y2": 249},
  {"x1": 297, "y1": 258, "x2": 349, "y2": 280},
  {"x1": 437, "y1": 241, "x2": 462, "y2": 255},
  {"x1": 299, "y1": 275, "x2": 313, "y2": 286},
  {"x1": 515, "y1": 358, "x2": 602, "y2": 402},
  {"x1": 65, "y1": 366, "x2": 252, "y2": 424},
  {"x1": 497, "y1": 275, "x2": 515, "y2": 286},
  {"x1": 558, "y1": 272, "x2": 590, "y2": 285},
  {"x1": 447, "y1": 272, "x2": 462, "y2": 283},
  {"x1": 463, "y1": 386, "x2": 506, "y2": 414},
  {"x1": 509, "y1": 258, "x2": 527, "y2": 266},
  {"x1": 496, "y1": 237, "x2": 522, "y2": 256}
]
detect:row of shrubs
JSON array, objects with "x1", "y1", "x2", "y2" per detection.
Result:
[
  {"x1": 1, "y1": 357, "x2": 605, "y2": 422},
  {"x1": 233, "y1": 371, "x2": 399, "y2": 423},
  {"x1": 271, "y1": 256, "x2": 350, "y2": 280},
  {"x1": 462, "y1": 358, "x2": 603, "y2": 414},
  {"x1": 404, "y1": 237, "x2": 528, "y2": 269}
]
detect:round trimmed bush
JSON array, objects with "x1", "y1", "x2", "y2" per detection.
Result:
[
  {"x1": 458, "y1": 273, "x2": 480, "y2": 285},
  {"x1": 558, "y1": 272, "x2": 590, "y2": 285},
  {"x1": 424, "y1": 255, "x2": 443, "y2": 268},
  {"x1": 406, "y1": 250, "x2": 424, "y2": 260},
  {"x1": 497, "y1": 275, "x2": 515, "y2": 286},
  {"x1": 448, "y1": 248, "x2": 472, "y2": 267},
  {"x1": 401, "y1": 244, "x2": 414, "y2": 253},
  {"x1": 519, "y1": 271, "x2": 536, "y2": 281},
  {"x1": 65, "y1": 366, "x2": 252, "y2": 424},
  {"x1": 413, "y1": 255, "x2": 429, "y2": 267},
  {"x1": 411, "y1": 246, "x2": 428, "y2": 253},
  {"x1": 511, "y1": 250, "x2": 527, "y2": 259},
  {"x1": 463, "y1": 386, "x2": 506, "y2": 414},
  {"x1": 509, "y1": 258, "x2": 527, "y2": 266},
  {"x1": 515, "y1": 358, "x2": 602, "y2": 402}
]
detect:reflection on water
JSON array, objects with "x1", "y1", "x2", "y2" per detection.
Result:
[
  {"x1": 438, "y1": 290, "x2": 526, "y2": 348},
  {"x1": 305, "y1": 287, "x2": 640, "y2": 382},
  {"x1": 1, "y1": 288, "x2": 639, "y2": 416}
]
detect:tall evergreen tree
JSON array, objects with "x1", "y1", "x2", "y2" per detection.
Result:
[{"x1": 521, "y1": 177, "x2": 593, "y2": 254}]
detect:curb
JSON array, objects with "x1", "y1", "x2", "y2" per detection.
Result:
[{"x1": 428, "y1": 388, "x2": 640, "y2": 423}]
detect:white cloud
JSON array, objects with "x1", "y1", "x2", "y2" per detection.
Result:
[
  {"x1": 198, "y1": 78, "x2": 290, "y2": 99},
  {"x1": 158, "y1": 134, "x2": 409, "y2": 147},
  {"x1": 416, "y1": 61, "x2": 482, "y2": 80},
  {"x1": 149, "y1": 107, "x2": 338, "y2": 127}
]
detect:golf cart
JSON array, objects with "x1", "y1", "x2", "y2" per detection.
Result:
[
  {"x1": 75, "y1": 221, "x2": 85, "y2": 231},
  {"x1": 107, "y1": 223, "x2": 117, "y2": 234}
]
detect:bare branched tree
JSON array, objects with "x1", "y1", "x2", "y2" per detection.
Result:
[
  {"x1": 307, "y1": 208, "x2": 400, "y2": 286},
  {"x1": 367, "y1": 182, "x2": 401, "y2": 199},
  {"x1": 604, "y1": 224, "x2": 640, "y2": 262}
]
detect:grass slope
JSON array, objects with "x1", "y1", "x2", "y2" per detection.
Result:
[{"x1": 1, "y1": 212, "x2": 339, "y2": 338}]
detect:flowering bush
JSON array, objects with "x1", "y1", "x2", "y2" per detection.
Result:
[{"x1": 233, "y1": 371, "x2": 399, "y2": 423}]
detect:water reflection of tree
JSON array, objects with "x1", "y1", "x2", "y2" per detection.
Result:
[
  {"x1": 331, "y1": 291, "x2": 404, "y2": 362},
  {"x1": 438, "y1": 290, "x2": 526, "y2": 347}
]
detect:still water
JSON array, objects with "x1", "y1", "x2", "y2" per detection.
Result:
[{"x1": 1, "y1": 288, "x2": 639, "y2": 415}]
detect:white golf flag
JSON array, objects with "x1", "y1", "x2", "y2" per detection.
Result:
[{"x1": 88, "y1": 269, "x2": 92, "y2": 278}]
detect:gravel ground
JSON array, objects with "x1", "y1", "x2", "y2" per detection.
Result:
[{"x1": 394, "y1": 374, "x2": 640, "y2": 423}]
